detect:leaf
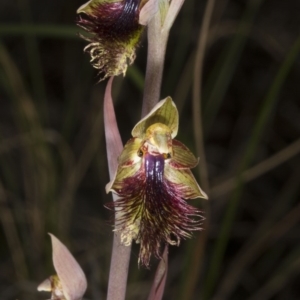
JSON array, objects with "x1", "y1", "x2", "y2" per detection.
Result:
[{"x1": 104, "y1": 77, "x2": 123, "y2": 179}]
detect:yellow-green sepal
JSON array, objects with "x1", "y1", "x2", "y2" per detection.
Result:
[
  {"x1": 106, "y1": 162, "x2": 141, "y2": 193},
  {"x1": 169, "y1": 139, "x2": 199, "y2": 169},
  {"x1": 164, "y1": 166, "x2": 208, "y2": 199},
  {"x1": 132, "y1": 96, "x2": 178, "y2": 139},
  {"x1": 118, "y1": 138, "x2": 142, "y2": 167}
]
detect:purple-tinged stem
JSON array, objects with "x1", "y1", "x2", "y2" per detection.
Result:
[
  {"x1": 106, "y1": 232, "x2": 131, "y2": 300},
  {"x1": 147, "y1": 245, "x2": 169, "y2": 300}
]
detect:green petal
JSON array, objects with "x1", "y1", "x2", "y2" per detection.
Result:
[
  {"x1": 132, "y1": 97, "x2": 178, "y2": 139},
  {"x1": 118, "y1": 138, "x2": 142, "y2": 167},
  {"x1": 164, "y1": 166, "x2": 208, "y2": 199},
  {"x1": 106, "y1": 162, "x2": 141, "y2": 193},
  {"x1": 169, "y1": 139, "x2": 198, "y2": 169}
]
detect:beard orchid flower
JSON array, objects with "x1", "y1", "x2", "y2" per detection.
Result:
[
  {"x1": 106, "y1": 97, "x2": 208, "y2": 267},
  {"x1": 77, "y1": 0, "x2": 166, "y2": 81}
]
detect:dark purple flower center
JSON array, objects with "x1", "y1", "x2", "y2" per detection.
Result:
[
  {"x1": 144, "y1": 153, "x2": 164, "y2": 188},
  {"x1": 78, "y1": 0, "x2": 142, "y2": 41},
  {"x1": 119, "y1": 0, "x2": 140, "y2": 30}
]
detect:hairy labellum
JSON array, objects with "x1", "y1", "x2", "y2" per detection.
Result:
[
  {"x1": 112, "y1": 152, "x2": 202, "y2": 267},
  {"x1": 77, "y1": 0, "x2": 144, "y2": 80}
]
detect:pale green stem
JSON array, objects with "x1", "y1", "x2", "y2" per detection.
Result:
[
  {"x1": 141, "y1": 10, "x2": 169, "y2": 117},
  {"x1": 141, "y1": 0, "x2": 184, "y2": 117},
  {"x1": 107, "y1": 228, "x2": 131, "y2": 300}
]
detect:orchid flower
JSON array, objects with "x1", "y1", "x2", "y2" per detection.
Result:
[
  {"x1": 37, "y1": 234, "x2": 87, "y2": 300},
  {"x1": 106, "y1": 97, "x2": 208, "y2": 267},
  {"x1": 76, "y1": 0, "x2": 172, "y2": 81}
]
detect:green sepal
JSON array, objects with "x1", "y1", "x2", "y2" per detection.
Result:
[{"x1": 132, "y1": 97, "x2": 178, "y2": 139}]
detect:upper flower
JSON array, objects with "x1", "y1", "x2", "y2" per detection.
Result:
[
  {"x1": 77, "y1": 0, "x2": 170, "y2": 81},
  {"x1": 106, "y1": 97, "x2": 208, "y2": 267},
  {"x1": 77, "y1": 0, "x2": 145, "y2": 81}
]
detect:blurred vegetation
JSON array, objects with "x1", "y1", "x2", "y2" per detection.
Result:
[{"x1": 0, "y1": 0, "x2": 300, "y2": 299}]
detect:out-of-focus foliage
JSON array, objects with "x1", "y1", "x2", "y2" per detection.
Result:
[{"x1": 0, "y1": 0, "x2": 300, "y2": 299}]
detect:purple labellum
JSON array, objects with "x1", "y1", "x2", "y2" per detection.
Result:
[
  {"x1": 145, "y1": 153, "x2": 164, "y2": 187},
  {"x1": 110, "y1": 152, "x2": 202, "y2": 267},
  {"x1": 78, "y1": 0, "x2": 142, "y2": 41},
  {"x1": 120, "y1": 0, "x2": 141, "y2": 29}
]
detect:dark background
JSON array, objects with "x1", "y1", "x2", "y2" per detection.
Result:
[{"x1": 0, "y1": 0, "x2": 300, "y2": 299}]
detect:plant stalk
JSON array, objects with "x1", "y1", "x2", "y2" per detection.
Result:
[{"x1": 141, "y1": 11, "x2": 169, "y2": 117}]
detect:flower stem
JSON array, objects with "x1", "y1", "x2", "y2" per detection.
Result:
[
  {"x1": 141, "y1": 11, "x2": 169, "y2": 117},
  {"x1": 107, "y1": 232, "x2": 131, "y2": 300}
]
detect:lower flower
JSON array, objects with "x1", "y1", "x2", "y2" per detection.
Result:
[{"x1": 106, "y1": 97, "x2": 208, "y2": 267}]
